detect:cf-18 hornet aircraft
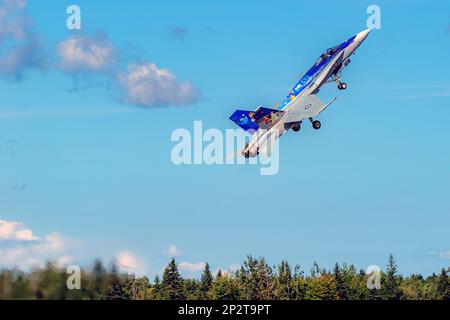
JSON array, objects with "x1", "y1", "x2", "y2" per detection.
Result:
[{"x1": 229, "y1": 28, "x2": 371, "y2": 158}]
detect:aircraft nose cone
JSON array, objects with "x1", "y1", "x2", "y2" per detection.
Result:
[{"x1": 355, "y1": 28, "x2": 371, "y2": 43}]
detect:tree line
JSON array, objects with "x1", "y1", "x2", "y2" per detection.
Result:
[{"x1": 0, "y1": 254, "x2": 449, "y2": 300}]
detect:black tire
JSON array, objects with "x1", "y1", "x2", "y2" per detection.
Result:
[
  {"x1": 244, "y1": 151, "x2": 250, "y2": 158},
  {"x1": 292, "y1": 124, "x2": 301, "y2": 132},
  {"x1": 312, "y1": 120, "x2": 321, "y2": 130}
]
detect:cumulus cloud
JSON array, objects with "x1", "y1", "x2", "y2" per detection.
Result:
[
  {"x1": 116, "y1": 250, "x2": 147, "y2": 275},
  {"x1": 57, "y1": 33, "x2": 115, "y2": 73},
  {"x1": 0, "y1": 0, "x2": 47, "y2": 80},
  {"x1": 0, "y1": 0, "x2": 200, "y2": 108},
  {"x1": 0, "y1": 219, "x2": 151, "y2": 273},
  {"x1": 0, "y1": 219, "x2": 84, "y2": 270},
  {"x1": 56, "y1": 32, "x2": 200, "y2": 107},
  {"x1": 117, "y1": 62, "x2": 200, "y2": 107},
  {"x1": 0, "y1": 0, "x2": 27, "y2": 41},
  {"x1": 0, "y1": 230, "x2": 81, "y2": 270},
  {"x1": 179, "y1": 261, "x2": 205, "y2": 273},
  {"x1": 0, "y1": 219, "x2": 38, "y2": 241},
  {"x1": 165, "y1": 244, "x2": 183, "y2": 257}
]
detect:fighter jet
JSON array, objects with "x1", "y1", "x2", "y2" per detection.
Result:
[{"x1": 229, "y1": 29, "x2": 371, "y2": 158}]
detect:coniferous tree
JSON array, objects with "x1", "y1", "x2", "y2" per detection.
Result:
[
  {"x1": 437, "y1": 268, "x2": 450, "y2": 300},
  {"x1": 291, "y1": 265, "x2": 306, "y2": 300},
  {"x1": 199, "y1": 263, "x2": 213, "y2": 299},
  {"x1": 383, "y1": 254, "x2": 400, "y2": 300},
  {"x1": 104, "y1": 263, "x2": 126, "y2": 300},
  {"x1": 210, "y1": 273, "x2": 242, "y2": 300},
  {"x1": 149, "y1": 275, "x2": 162, "y2": 299},
  {"x1": 89, "y1": 259, "x2": 107, "y2": 300},
  {"x1": 184, "y1": 278, "x2": 200, "y2": 300},
  {"x1": 161, "y1": 258, "x2": 186, "y2": 300},
  {"x1": 239, "y1": 256, "x2": 274, "y2": 300},
  {"x1": 276, "y1": 260, "x2": 293, "y2": 300},
  {"x1": 333, "y1": 263, "x2": 348, "y2": 300}
]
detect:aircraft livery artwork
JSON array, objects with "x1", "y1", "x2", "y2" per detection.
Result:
[{"x1": 229, "y1": 29, "x2": 371, "y2": 158}]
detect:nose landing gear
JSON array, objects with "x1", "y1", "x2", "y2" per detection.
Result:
[{"x1": 337, "y1": 82, "x2": 347, "y2": 90}]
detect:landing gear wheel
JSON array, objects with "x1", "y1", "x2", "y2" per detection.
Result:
[
  {"x1": 312, "y1": 120, "x2": 321, "y2": 130},
  {"x1": 292, "y1": 124, "x2": 301, "y2": 132},
  {"x1": 338, "y1": 82, "x2": 347, "y2": 90},
  {"x1": 244, "y1": 151, "x2": 250, "y2": 159}
]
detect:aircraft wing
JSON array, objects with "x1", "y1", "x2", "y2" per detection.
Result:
[{"x1": 283, "y1": 94, "x2": 337, "y2": 124}]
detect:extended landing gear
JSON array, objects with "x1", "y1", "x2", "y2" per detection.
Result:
[
  {"x1": 331, "y1": 73, "x2": 347, "y2": 90},
  {"x1": 309, "y1": 118, "x2": 321, "y2": 130},
  {"x1": 292, "y1": 122, "x2": 301, "y2": 132},
  {"x1": 337, "y1": 82, "x2": 347, "y2": 90}
]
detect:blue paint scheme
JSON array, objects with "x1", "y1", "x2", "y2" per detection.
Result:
[
  {"x1": 229, "y1": 109, "x2": 260, "y2": 132},
  {"x1": 229, "y1": 107, "x2": 282, "y2": 133},
  {"x1": 229, "y1": 34, "x2": 357, "y2": 131},
  {"x1": 278, "y1": 35, "x2": 356, "y2": 110},
  {"x1": 253, "y1": 107, "x2": 282, "y2": 121}
]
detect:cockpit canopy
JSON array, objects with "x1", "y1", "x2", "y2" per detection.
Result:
[{"x1": 314, "y1": 46, "x2": 340, "y2": 66}]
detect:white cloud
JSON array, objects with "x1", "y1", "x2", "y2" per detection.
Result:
[
  {"x1": 0, "y1": 0, "x2": 47, "y2": 80},
  {"x1": 166, "y1": 244, "x2": 183, "y2": 257},
  {"x1": 57, "y1": 33, "x2": 115, "y2": 73},
  {"x1": 214, "y1": 264, "x2": 241, "y2": 276},
  {"x1": 117, "y1": 62, "x2": 200, "y2": 107},
  {"x1": 0, "y1": 231, "x2": 81, "y2": 270},
  {"x1": 0, "y1": 1, "x2": 201, "y2": 108},
  {"x1": 179, "y1": 261, "x2": 205, "y2": 273},
  {"x1": 0, "y1": 219, "x2": 38, "y2": 241},
  {"x1": 0, "y1": 219, "x2": 152, "y2": 274},
  {"x1": 429, "y1": 250, "x2": 450, "y2": 260},
  {"x1": 116, "y1": 250, "x2": 147, "y2": 275},
  {"x1": 0, "y1": 0, "x2": 28, "y2": 41}
]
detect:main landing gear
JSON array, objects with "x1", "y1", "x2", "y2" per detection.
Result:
[
  {"x1": 309, "y1": 118, "x2": 321, "y2": 130},
  {"x1": 292, "y1": 122, "x2": 301, "y2": 132},
  {"x1": 290, "y1": 119, "x2": 321, "y2": 132}
]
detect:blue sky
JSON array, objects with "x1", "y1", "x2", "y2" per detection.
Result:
[{"x1": 1, "y1": 0, "x2": 450, "y2": 277}]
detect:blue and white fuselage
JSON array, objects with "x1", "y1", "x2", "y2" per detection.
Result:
[{"x1": 229, "y1": 29, "x2": 371, "y2": 158}]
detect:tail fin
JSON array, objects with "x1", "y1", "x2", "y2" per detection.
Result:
[
  {"x1": 229, "y1": 107, "x2": 284, "y2": 133},
  {"x1": 229, "y1": 110, "x2": 259, "y2": 133}
]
